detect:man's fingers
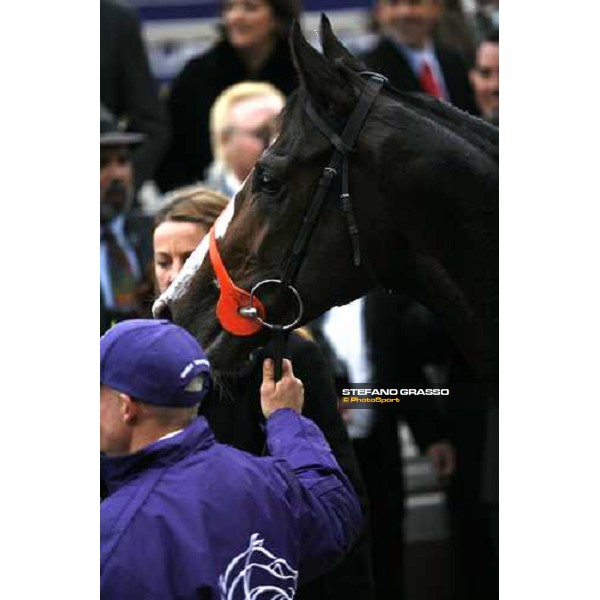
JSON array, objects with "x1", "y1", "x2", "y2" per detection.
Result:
[
  {"x1": 261, "y1": 358, "x2": 304, "y2": 417},
  {"x1": 281, "y1": 359, "x2": 294, "y2": 379},
  {"x1": 263, "y1": 358, "x2": 275, "y2": 384}
]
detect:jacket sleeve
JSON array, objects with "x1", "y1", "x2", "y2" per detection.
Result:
[{"x1": 266, "y1": 408, "x2": 363, "y2": 582}]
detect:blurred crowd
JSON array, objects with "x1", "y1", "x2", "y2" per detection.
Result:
[{"x1": 100, "y1": 1, "x2": 499, "y2": 599}]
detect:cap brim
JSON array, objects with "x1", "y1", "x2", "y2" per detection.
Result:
[{"x1": 100, "y1": 132, "x2": 145, "y2": 146}]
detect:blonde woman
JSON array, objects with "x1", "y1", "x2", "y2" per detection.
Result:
[{"x1": 205, "y1": 81, "x2": 285, "y2": 197}]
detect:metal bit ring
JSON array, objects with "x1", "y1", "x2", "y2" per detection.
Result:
[{"x1": 239, "y1": 279, "x2": 304, "y2": 331}]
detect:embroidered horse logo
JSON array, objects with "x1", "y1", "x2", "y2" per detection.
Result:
[{"x1": 219, "y1": 533, "x2": 299, "y2": 599}]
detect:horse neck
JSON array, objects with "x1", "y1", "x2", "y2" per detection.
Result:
[{"x1": 358, "y1": 112, "x2": 498, "y2": 381}]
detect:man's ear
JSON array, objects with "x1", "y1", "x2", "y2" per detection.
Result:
[
  {"x1": 119, "y1": 393, "x2": 138, "y2": 425},
  {"x1": 289, "y1": 20, "x2": 354, "y2": 113}
]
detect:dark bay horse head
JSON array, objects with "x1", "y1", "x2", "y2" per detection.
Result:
[{"x1": 154, "y1": 15, "x2": 498, "y2": 383}]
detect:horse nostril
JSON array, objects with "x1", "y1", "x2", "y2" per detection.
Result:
[
  {"x1": 152, "y1": 298, "x2": 173, "y2": 321},
  {"x1": 162, "y1": 304, "x2": 173, "y2": 322}
]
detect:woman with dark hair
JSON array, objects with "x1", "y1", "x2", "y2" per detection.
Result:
[
  {"x1": 153, "y1": 186, "x2": 230, "y2": 294},
  {"x1": 156, "y1": 0, "x2": 301, "y2": 193},
  {"x1": 150, "y1": 185, "x2": 375, "y2": 600}
]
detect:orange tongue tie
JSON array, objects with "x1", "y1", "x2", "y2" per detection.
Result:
[{"x1": 209, "y1": 227, "x2": 265, "y2": 336}]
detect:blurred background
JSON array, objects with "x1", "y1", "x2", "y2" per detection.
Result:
[{"x1": 134, "y1": 1, "x2": 496, "y2": 91}]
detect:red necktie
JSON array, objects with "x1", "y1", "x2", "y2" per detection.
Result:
[{"x1": 419, "y1": 61, "x2": 443, "y2": 99}]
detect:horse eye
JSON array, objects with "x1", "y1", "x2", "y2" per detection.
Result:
[{"x1": 253, "y1": 167, "x2": 280, "y2": 195}]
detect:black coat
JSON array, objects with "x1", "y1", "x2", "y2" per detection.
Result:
[
  {"x1": 156, "y1": 38, "x2": 298, "y2": 192},
  {"x1": 309, "y1": 292, "x2": 450, "y2": 600},
  {"x1": 360, "y1": 291, "x2": 450, "y2": 516},
  {"x1": 200, "y1": 333, "x2": 374, "y2": 600},
  {"x1": 100, "y1": 0, "x2": 170, "y2": 188},
  {"x1": 362, "y1": 37, "x2": 478, "y2": 115}
]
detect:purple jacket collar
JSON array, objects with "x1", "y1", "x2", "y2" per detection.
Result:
[{"x1": 101, "y1": 416, "x2": 215, "y2": 495}]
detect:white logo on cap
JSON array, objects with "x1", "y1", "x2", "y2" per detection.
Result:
[
  {"x1": 179, "y1": 358, "x2": 210, "y2": 379},
  {"x1": 184, "y1": 375, "x2": 206, "y2": 393}
]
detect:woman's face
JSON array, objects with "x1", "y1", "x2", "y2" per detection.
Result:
[
  {"x1": 153, "y1": 221, "x2": 206, "y2": 294},
  {"x1": 223, "y1": 0, "x2": 278, "y2": 51}
]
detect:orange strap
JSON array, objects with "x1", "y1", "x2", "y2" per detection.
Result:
[{"x1": 209, "y1": 227, "x2": 265, "y2": 336}]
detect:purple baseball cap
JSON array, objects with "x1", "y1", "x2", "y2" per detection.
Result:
[{"x1": 100, "y1": 319, "x2": 211, "y2": 407}]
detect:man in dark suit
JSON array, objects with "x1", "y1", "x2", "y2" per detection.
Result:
[
  {"x1": 100, "y1": 106, "x2": 153, "y2": 334},
  {"x1": 363, "y1": 0, "x2": 478, "y2": 114},
  {"x1": 309, "y1": 292, "x2": 455, "y2": 600},
  {"x1": 100, "y1": 0, "x2": 170, "y2": 191}
]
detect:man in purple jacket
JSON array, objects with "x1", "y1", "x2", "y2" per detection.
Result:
[{"x1": 100, "y1": 319, "x2": 362, "y2": 600}]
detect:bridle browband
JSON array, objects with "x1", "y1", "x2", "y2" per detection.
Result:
[
  {"x1": 286, "y1": 71, "x2": 387, "y2": 279},
  {"x1": 208, "y1": 71, "x2": 387, "y2": 376}
]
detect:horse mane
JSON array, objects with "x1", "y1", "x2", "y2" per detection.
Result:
[
  {"x1": 303, "y1": 15, "x2": 498, "y2": 162},
  {"x1": 287, "y1": 56, "x2": 499, "y2": 164},
  {"x1": 379, "y1": 83, "x2": 499, "y2": 160}
]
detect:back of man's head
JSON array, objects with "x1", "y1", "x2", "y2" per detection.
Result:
[
  {"x1": 101, "y1": 319, "x2": 211, "y2": 408},
  {"x1": 100, "y1": 320, "x2": 212, "y2": 455}
]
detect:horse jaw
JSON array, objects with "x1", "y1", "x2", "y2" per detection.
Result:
[{"x1": 202, "y1": 328, "x2": 272, "y2": 375}]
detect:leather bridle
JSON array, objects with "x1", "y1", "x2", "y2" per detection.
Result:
[{"x1": 208, "y1": 71, "x2": 388, "y2": 377}]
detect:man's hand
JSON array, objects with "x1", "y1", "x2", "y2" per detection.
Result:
[
  {"x1": 261, "y1": 359, "x2": 304, "y2": 418},
  {"x1": 426, "y1": 440, "x2": 456, "y2": 480}
]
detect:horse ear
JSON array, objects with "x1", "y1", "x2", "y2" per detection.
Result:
[
  {"x1": 290, "y1": 20, "x2": 354, "y2": 112},
  {"x1": 319, "y1": 13, "x2": 366, "y2": 73}
]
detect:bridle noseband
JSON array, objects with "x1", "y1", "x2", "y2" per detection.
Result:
[{"x1": 208, "y1": 71, "x2": 387, "y2": 374}]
